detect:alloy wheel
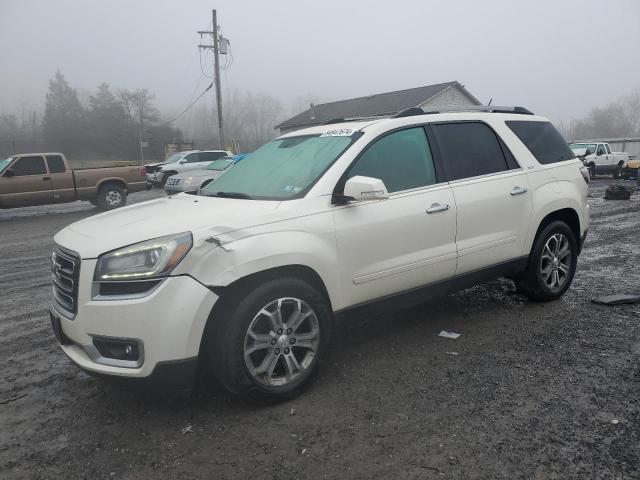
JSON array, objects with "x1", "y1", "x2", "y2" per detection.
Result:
[
  {"x1": 540, "y1": 233, "x2": 572, "y2": 290},
  {"x1": 244, "y1": 297, "x2": 320, "y2": 387}
]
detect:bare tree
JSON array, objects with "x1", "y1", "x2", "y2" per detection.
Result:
[{"x1": 566, "y1": 86, "x2": 640, "y2": 141}]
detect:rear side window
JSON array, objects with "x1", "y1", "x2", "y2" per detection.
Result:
[
  {"x1": 11, "y1": 156, "x2": 47, "y2": 176},
  {"x1": 46, "y1": 155, "x2": 66, "y2": 173},
  {"x1": 347, "y1": 127, "x2": 437, "y2": 193},
  {"x1": 200, "y1": 151, "x2": 228, "y2": 162},
  {"x1": 431, "y1": 122, "x2": 510, "y2": 181},
  {"x1": 605, "y1": 144, "x2": 611, "y2": 154},
  {"x1": 506, "y1": 121, "x2": 575, "y2": 164}
]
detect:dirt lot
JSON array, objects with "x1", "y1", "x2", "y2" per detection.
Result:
[{"x1": 1, "y1": 179, "x2": 639, "y2": 479}]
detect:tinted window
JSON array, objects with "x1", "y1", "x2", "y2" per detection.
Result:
[
  {"x1": 347, "y1": 127, "x2": 437, "y2": 193},
  {"x1": 431, "y1": 122, "x2": 509, "y2": 180},
  {"x1": 184, "y1": 153, "x2": 201, "y2": 163},
  {"x1": 200, "y1": 151, "x2": 228, "y2": 162},
  {"x1": 11, "y1": 156, "x2": 46, "y2": 176},
  {"x1": 597, "y1": 144, "x2": 606, "y2": 156},
  {"x1": 506, "y1": 121, "x2": 576, "y2": 165},
  {"x1": 605, "y1": 144, "x2": 611, "y2": 154},
  {"x1": 46, "y1": 155, "x2": 66, "y2": 173}
]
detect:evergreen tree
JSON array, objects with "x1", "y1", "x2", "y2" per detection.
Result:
[{"x1": 42, "y1": 70, "x2": 86, "y2": 154}]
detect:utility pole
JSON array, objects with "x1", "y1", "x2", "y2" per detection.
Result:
[{"x1": 198, "y1": 10, "x2": 226, "y2": 149}]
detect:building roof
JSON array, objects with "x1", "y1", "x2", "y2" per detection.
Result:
[{"x1": 277, "y1": 81, "x2": 480, "y2": 129}]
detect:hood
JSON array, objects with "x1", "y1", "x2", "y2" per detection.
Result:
[
  {"x1": 172, "y1": 169, "x2": 220, "y2": 181},
  {"x1": 54, "y1": 194, "x2": 281, "y2": 258}
]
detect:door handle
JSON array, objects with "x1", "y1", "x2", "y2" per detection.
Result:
[
  {"x1": 426, "y1": 203, "x2": 450, "y2": 214},
  {"x1": 510, "y1": 186, "x2": 527, "y2": 196},
  {"x1": 43, "y1": 176, "x2": 51, "y2": 181}
]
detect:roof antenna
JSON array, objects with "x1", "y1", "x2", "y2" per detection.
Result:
[{"x1": 488, "y1": 98, "x2": 493, "y2": 106}]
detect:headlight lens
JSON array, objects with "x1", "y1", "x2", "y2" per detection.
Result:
[{"x1": 94, "y1": 232, "x2": 192, "y2": 281}]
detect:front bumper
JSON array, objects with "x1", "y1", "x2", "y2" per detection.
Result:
[
  {"x1": 146, "y1": 172, "x2": 164, "y2": 186},
  {"x1": 50, "y1": 267, "x2": 218, "y2": 385}
]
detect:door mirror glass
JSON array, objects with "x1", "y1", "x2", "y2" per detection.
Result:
[
  {"x1": 343, "y1": 175, "x2": 389, "y2": 201},
  {"x1": 4, "y1": 168, "x2": 14, "y2": 177}
]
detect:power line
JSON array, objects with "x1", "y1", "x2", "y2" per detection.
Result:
[{"x1": 162, "y1": 82, "x2": 214, "y2": 125}]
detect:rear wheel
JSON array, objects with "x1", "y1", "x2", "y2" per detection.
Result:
[
  {"x1": 516, "y1": 221, "x2": 577, "y2": 302},
  {"x1": 209, "y1": 277, "x2": 330, "y2": 403},
  {"x1": 96, "y1": 184, "x2": 127, "y2": 210}
]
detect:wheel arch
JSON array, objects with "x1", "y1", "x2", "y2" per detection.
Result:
[
  {"x1": 530, "y1": 207, "x2": 581, "y2": 255},
  {"x1": 197, "y1": 263, "x2": 334, "y2": 367},
  {"x1": 96, "y1": 177, "x2": 127, "y2": 193},
  {"x1": 210, "y1": 264, "x2": 333, "y2": 312}
]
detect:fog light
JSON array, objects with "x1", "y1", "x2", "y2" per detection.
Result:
[{"x1": 93, "y1": 337, "x2": 140, "y2": 361}]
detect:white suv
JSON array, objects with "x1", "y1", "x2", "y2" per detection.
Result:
[
  {"x1": 50, "y1": 106, "x2": 590, "y2": 401},
  {"x1": 150, "y1": 150, "x2": 233, "y2": 186}
]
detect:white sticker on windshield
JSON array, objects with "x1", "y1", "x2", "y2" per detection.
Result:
[{"x1": 320, "y1": 128, "x2": 354, "y2": 137}]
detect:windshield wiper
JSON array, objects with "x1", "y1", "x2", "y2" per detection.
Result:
[{"x1": 206, "y1": 191, "x2": 253, "y2": 199}]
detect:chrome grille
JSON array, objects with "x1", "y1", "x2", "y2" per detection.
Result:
[
  {"x1": 166, "y1": 178, "x2": 181, "y2": 187},
  {"x1": 51, "y1": 246, "x2": 80, "y2": 317}
]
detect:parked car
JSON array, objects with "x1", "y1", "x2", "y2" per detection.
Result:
[
  {"x1": 164, "y1": 155, "x2": 246, "y2": 195},
  {"x1": 51, "y1": 106, "x2": 590, "y2": 402},
  {"x1": 147, "y1": 149, "x2": 233, "y2": 187},
  {"x1": 0, "y1": 152, "x2": 148, "y2": 209},
  {"x1": 569, "y1": 142, "x2": 632, "y2": 178},
  {"x1": 144, "y1": 150, "x2": 197, "y2": 185}
]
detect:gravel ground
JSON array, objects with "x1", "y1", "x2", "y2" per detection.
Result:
[{"x1": 1, "y1": 179, "x2": 639, "y2": 479}]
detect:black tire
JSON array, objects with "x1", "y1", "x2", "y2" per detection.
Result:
[
  {"x1": 613, "y1": 163, "x2": 623, "y2": 179},
  {"x1": 96, "y1": 184, "x2": 127, "y2": 210},
  {"x1": 515, "y1": 221, "x2": 578, "y2": 302},
  {"x1": 208, "y1": 277, "x2": 331, "y2": 403},
  {"x1": 587, "y1": 163, "x2": 596, "y2": 179}
]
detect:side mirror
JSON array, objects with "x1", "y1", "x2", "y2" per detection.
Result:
[
  {"x1": 4, "y1": 168, "x2": 14, "y2": 177},
  {"x1": 343, "y1": 176, "x2": 389, "y2": 201}
]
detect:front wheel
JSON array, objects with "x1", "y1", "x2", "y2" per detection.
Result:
[
  {"x1": 210, "y1": 277, "x2": 331, "y2": 403},
  {"x1": 515, "y1": 221, "x2": 578, "y2": 302}
]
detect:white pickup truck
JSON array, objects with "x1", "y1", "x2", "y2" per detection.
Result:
[{"x1": 569, "y1": 142, "x2": 633, "y2": 178}]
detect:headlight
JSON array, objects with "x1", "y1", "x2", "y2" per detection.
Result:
[{"x1": 94, "y1": 232, "x2": 192, "y2": 281}]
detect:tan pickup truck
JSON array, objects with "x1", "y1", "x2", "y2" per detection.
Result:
[{"x1": 0, "y1": 152, "x2": 149, "y2": 209}]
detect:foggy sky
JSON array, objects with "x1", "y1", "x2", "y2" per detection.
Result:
[{"x1": 1, "y1": 0, "x2": 639, "y2": 125}]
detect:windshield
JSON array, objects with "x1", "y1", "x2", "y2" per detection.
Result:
[
  {"x1": 200, "y1": 134, "x2": 359, "y2": 200},
  {"x1": 0, "y1": 157, "x2": 13, "y2": 174},
  {"x1": 569, "y1": 143, "x2": 596, "y2": 155},
  {"x1": 206, "y1": 158, "x2": 233, "y2": 171},
  {"x1": 165, "y1": 153, "x2": 186, "y2": 164}
]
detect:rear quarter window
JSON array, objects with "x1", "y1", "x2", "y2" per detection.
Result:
[{"x1": 506, "y1": 121, "x2": 575, "y2": 165}]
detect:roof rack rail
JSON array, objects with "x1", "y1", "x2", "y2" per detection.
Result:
[
  {"x1": 322, "y1": 115, "x2": 385, "y2": 126},
  {"x1": 392, "y1": 105, "x2": 534, "y2": 118},
  {"x1": 322, "y1": 118, "x2": 347, "y2": 125}
]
